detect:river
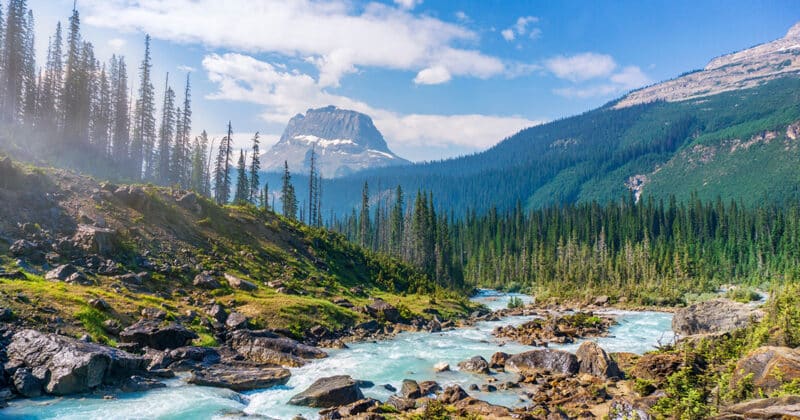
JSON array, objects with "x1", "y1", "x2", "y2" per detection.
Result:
[{"x1": 3, "y1": 290, "x2": 674, "y2": 420}]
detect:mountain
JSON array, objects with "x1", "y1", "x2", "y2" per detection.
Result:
[
  {"x1": 314, "y1": 22, "x2": 800, "y2": 218},
  {"x1": 262, "y1": 106, "x2": 410, "y2": 178}
]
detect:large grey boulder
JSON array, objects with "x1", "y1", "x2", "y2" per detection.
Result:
[
  {"x1": 72, "y1": 224, "x2": 117, "y2": 256},
  {"x1": 504, "y1": 349, "x2": 579, "y2": 375},
  {"x1": 230, "y1": 330, "x2": 327, "y2": 367},
  {"x1": 224, "y1": 273, "x2": 257, "y2": 291},
  {"x1": 188, "y1": 365, "x2": 291, "y2": 391},
  {"x1": 731, "y1": 346, "x2": 800, "y2": 394},
  {"x1": 672, "y1": 299, "x2": 763, "y2": 336},
  {"x1": 288, "y1": 375, "x2": 364, "y2": 408},
  {"x1": 457, "y1": 355, "x2": 490, "y2": 374},
  {"x1": 365, "y1": 298, "x2": 400, "y2": 322},
  {"x1": 576, "y1": 341, "x2": 622, "y2": 379},
  {"x1": 119, "y1": 319, "x2": 198, "y2": 350},
  {"x1": 7, "y1": 329, "x2": 145, "y2": 395}
]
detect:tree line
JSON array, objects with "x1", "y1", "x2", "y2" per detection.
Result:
[{"x1": 331, "y1": 189, "x2": 800, "y2": 302}]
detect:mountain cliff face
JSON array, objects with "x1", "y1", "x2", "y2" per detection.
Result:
[
  {"x1": 262, "y1": 106, "x2": 410, "y2": 178},
  {"x1": 615, "y1": 23, "x2": 800, "y2": 108}
]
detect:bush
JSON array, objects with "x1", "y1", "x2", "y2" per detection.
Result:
[{"x1": 507, "y1": 296, "x2": 524, "y2": 309}]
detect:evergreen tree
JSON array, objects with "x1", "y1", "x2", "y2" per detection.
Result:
[
  {"x1": 234, "y1": 149, "x2": 249, "y2": 205},
  {"x1": 2, "y1": 0, "x2": 29, "y2": 122},
  {"x1": 110, "y1": 55, "x2": 130, "y2": 165},
  {"x1": 189, "y1": 130, "x2": 209, "y2": 195},
  {"x1": 307, "y1": 147, "x2": 318, "y2": 225},
  {"x1": 131, "y1": 34, "x2": 156, "y2": 180},
  {"x1": 390, "y1": 185, "x2": 404, "y2": 254},
  {"x1": 38, "y1": 22, "x2": 63, "y2": 130},
  {"x1": 90, "y1": 64, "x2": 111, "y2": 157},
  {"x1": 20, "y1": 9, "x2": 35, "y2": 127},
  {"x1": 213, "y1": 122, "x2": 233, "y2": 204},
  {"x1": 359, "y1": 181, "x2": 370, "y2": 247},
  {"x1": 156, "y1": 73, "x2": 175, "y2": 184},
  {"x1": 281, "y1": 161, "x2": 297, "y2": 219},
  {"x1": 171, "y1": 73, "x2": 191, "y2": 187},
  {"x1": 262, "y1": 182, "x2": 269, "y2": 211},
  {"x1": 249, "y1": 132, "x2": 260, "y2": 204}
]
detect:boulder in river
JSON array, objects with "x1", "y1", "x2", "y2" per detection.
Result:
[
  {"x1": 400, "y1": 379, "x2": 421, "y2": 399},
  {"x1": 7, "y1": 329, "x2": 145, "y2": 395},
  {"x1": 576, "y1": 341, "x2": 621, "y2": 379},
  {"x1": 458, "y1": 355, "x2": 490, "y2": 374},
  {"x1": 188, "y1": 365, "x2": 291, "y2": 391},
  {"x1": 288, "y1": 375, "x2": 364, "y2": 408},
  {"x1": 119, "y1": 319, "x2": 198, "y2": 350},
  {"x1": 672, "y1": 298, "x2": 762, "y2": 336},
  {"x1": 504, "y1": 349, "x2": 579, "y2": 375},
  {"x1": 731, "y1": 346, "x2": 800, "y2": 394},
  {"x1": 490, "y1": 351, "x2": 509, "y2": 370},
  {"x1": 441, "y1": 384, "x2": 470, "y2": 404}
]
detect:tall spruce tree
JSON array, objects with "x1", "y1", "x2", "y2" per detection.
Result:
[
  {"x1": 90, "y1": 64, "x2": 111, "y2": 157},
  {"x1": 234, "y1": 149, "x2": 249, "y2": 205},
  {"x1": 20, "y1": 9, "x2": 35, "y2": 127},
  {"x1": 213, "y1": 122, "x2": 233, "y2": 204},
  {"x1": 189, "y1": 130, "x2": 209, "y2": 195},
  {"x1": 110, "y1": 55, "x2": 130, "y2": 165},
  {"x1": 156, "y1": 73, "x2": 175, "y2": 184},
  {"x1": 359, "y1": 181, "x2": 370, "y2": 247},
  {"x1": 131, "y1": 35, "x2": 156, "y2": 180},
  {"x1": 171, "y1": 73, "x2": 191, "y2": 187},
  {"x1": 249, "y1": 132, "x2": 260, "y2": 204},
  {"x1": 281, "y1": 161, "x2": 297, "y2": 219},
  {"x1": 38, "y1": 22, "x2": 63, "y2": 130},
  {"x1": 2, "y1": 0, "x2": 29, "y2": 122},
  {"x1": 307, "y1": 146, "x2": 317, "y2": 225}
]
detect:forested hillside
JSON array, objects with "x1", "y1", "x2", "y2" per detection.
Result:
[{"x1": 316, "y1": 76, "x2": 800, "y2": 217}]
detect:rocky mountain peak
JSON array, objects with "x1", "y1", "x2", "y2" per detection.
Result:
[
  {"x1": 262, "y1": 106, "x2": 409, "y2": 178},
  {"x1": 786, "y1": 22, "x2": 800, "y2": 39}
]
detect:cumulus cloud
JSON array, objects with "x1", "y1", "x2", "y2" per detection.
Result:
[
  {"x1": 414, "y1": 66, "x2": 452, "y2": 85},
  {"x1": 393, "y1": 0, "x2": 422, "y2": 10},
  {"x1": 202, "y1": 53, "x2": 540, "y2": 151},
  {"x1": 81, "y1": 0, "x2": 512, "y2": 86},
  {"x1": 545, "y1": 53, "x2": 617, "y2": 82},
  {"x1": 177, "y1": 65, "x2": 196, "y2": 73},
  {"x1": 107, "y1": 38, "x2": 126, "y2": 51},
  {"x1": 501, "y1": 16, "x2": 540, "y2": 42}
]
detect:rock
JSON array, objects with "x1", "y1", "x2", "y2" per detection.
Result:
[
  {"x1": 9, "y1": 240, "x2": 38, "y2": 257},
  {"x1": 576, "y1": 341, "x2": 622, "y2": 379},
  {"x1": 12, "y1": 368, "x2": 44, "y2": 397},
  {"x1": 458, "y1": 355, "x2": 491, "y2": 374},
  {"x1": 119, "y1": 319, "x2": 198, "y2": 350},
  {"x1": 365, "y1": 298, "x2": 400, "y2": 322},
  {"x1": 594, "y1": 295, "x2": 610, "y2": 306},
  {"x1": 288, "y1": 375, "x2": 364, "y2": 408},
  {"x1": 731, "y1": 346, "x2": 800, "y2": 394},
  {"x1": 205, "y1": 304, "x2": 228, "y2": 323},
  {"x1": 490, "y1": 351, "x2": 509, "y2": 370},
  {"x1": 230, "y1": 330, "x2": 327, "y2": 367},
  {"x1": 332, "y1": 298, "x2": 354, "y2": 308},
  {"x1": 224, "y1": 273, "x2": 257, "y2": 291},
  {"x1": 225, "y1": 312, "x2": 249, "y2": 330},
  {"x1": 433, "y1": 362, "x2": 450, "y2": 372},
  {"x1": 310, "y1": 325, "x2": 330, "y2": 338},
  {"x1": 610, "y1": 352, "x2": 639, "y2": 376},
  {"x1": 121, "y1": 376, "x2": 166, "y2": 393},
  {"x1": 0, "y1": 308, "x2": 13, "y2": 322},
  {"x1": 193, "y1": 272, "x2": 222, "y2": 289},
  {"x1": 102, "y1": 319, "x2": 122, "y2": 335},
  {"x1": 72, "y1": 225, "x2": 117, "y2": 256},
  {"x1": 354, "y1": 320, "x2": 380, "y2": 333},
  {"x1": 505, "y1": 349, "x2": 580, "y2": 375},
  {"x1": 400, "y1": 379, "x2": 421, "y2": 399},
  {"x1": 441, "y1": 385, "x2": 469, "y2": 404},
  {"x1": 419, "y1": 380, "x2": 441, "y2": 395},
  {"x1": 479, "y1": 384, "x2": 497, "y2": 392},
  {"x1": 320, "y1": 397, "x2": 381, "y2": 419},
  {"x1": 66, "y1": 271, "x2": 93, "y2": 285},
  {"x1": 188, "y1": 366, "x2": 291, "y2": 391},
  {"x1": 631, "y1": 353, "x2": 684, "y2": 385},
  {"x1": 719, "y1": 395, "x2": 800, "y2": 419},
  {"x1": 452, "y1": 397, "x2": 513, "y2": 419},
  {"x1": 386, "y1": 395, "x2": 416, "y2": 411},
  {"x1": 89, "y1": 298, "x2": 110, "y2": 311},
  {"x1": 45, "y1": 264, "x2": 77, "y2": 281},
  {"x1": 141, "y1": 307, "x2": 167, "y2": 320},
  {"x1": 176, "y1": 192, "x2": 202, "y2": 214},
  {"x1": 7, "y1": 329, "x2": 145, "y2": 395},
  {"x1": 0, "y1": 270, "x2": 26, "y2": 280},
  {"x1": 672, "y1": 299, "x2": 762, "y2": 336},
  {"x1": 609, "y1": 395, "x2": 658, "y2": 420}
]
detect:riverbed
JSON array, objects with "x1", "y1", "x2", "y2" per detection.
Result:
[{"x1": 3, "y1": 291, "x2": 674, "y2": 420}]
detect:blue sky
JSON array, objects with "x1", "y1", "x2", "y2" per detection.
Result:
[{"x1": 27, "y1": 0, "x2": 800, "y2": 162}]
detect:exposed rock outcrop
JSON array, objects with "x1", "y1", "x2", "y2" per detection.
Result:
[
  {"x1": 119, "y1": 320, "x2": 198, "y2": 351},
  {"x1": 672, "y1": 299, "x2": 762, "y2": 336},
  {"x1": 229, "y1": 330, "x2": 327, "y2": 367},
  {"x1": 731, "y1": 346, "x2": 800, "y2": 394},
  {"x1": 288, "y1": 375, "x2": 364, "y2": 408},
  {"x1": 188, "y1": 365, "x2": 291, "y2": 391},
  {"x1": 504, "y1": 349, "x2": 580, "y2": 375},
  {"x1": 576, "y1": 341, "x2": 622, "y2": 379}
]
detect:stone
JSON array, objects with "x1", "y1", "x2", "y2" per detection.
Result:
[
  {"x1": 9, "y1": 240, "x2": 38, "y2": 257},
  {"x1": 12, "y1": 367, "x2": 44, "y2": 397},
  {"x1": 731, "y1": 346, "x2": 800, "y2": 394},
  {"x1": 631, "y1": 353, "x2": 684, "y2": 385},
  {"x1": 433, "y1": 362, "x2": 450, "y2": 372},
  {"x1": 205, "y1": 304, "x2": 228, "y2": 323},
  {"x1": 458, "y1": 355, "x2": 491, "y2": 374},
  {"x1": 102, "y1": 319, "x2": 122, "y2": 335},
  {"x1": 193, "y1": 272, "x2": 222, "y2": 289},
  {"x1": 0, "y1": 308, "x2": 13, "y2": 322},
  {"x1": 224, "y1": 273, "x2": 257, "y2": 291},
  {"x1": 188, "y1": 366, "x2": 291, "y2": 391},
  {"x1": 320, "y1": 397, "x2": 381, "y2": 419},
  {"x1": 72, "y1": 225, "x2": 117, "y2": 256},
  {"x1": 288, "y1": 375, "x2": 364, "y2": 408},
  {"x1": 720, "y1": 395, "x2": 800, "y2": 419},
  {"x1": 490, "y1": 351, "x2": 509, "y2": 370},
  {"x1": 141, "y1": 307, "x2": 167, "y2": 320},
  {"x1": 672, "y1": 299, "x2": 762, "y2": 336},
  {"x1": 386, "y1": 395, "x2": 416, "y2": 411},
  {"x1": 594, "y1": 295, "x2": 610, "y2": 306},
  {"x1": 354, "y1": 320, "x2": 380, "y2": 333},
  {"x1": 121, "y1": 376, "x2": 166, "y2": 393},
  {"x1": 225, "y1": 312, "x2": 249, "y2": 330},
  {"x1": 419, "y1": 380, "x2": 441, "y2": 395},
  {"x1": 440, "y1": 385, "x2": 469, "y2": 404},
  {"x1": 45, "y1": 264, "x2": 77, "y2": 281},
  {"x1": 66, "y1": 271, "x2": 93, "y2": 286},
  {"x1": 230, "y1": 330, "x2": 327, "y2": 367},
  {"x1": 400, "y1": 379, "x2": 421, "y2": 399},
  {"x1": 119, "y1": 319, "x2": 198, "y2": 350},
  {"x1": 504, "y1": 349, "x2": 580, "y2": 375},
  {"x1": 365, "y1": 298, "x2": 400, "y2": 322},
  {"x1": 89, "y1": 298, "x2": 110, "y2": 311},
  {"x1": 7, "y1": 329, "x2": 145, "y2": 395},
  {"x1": 576, "y1": 341, "x2": 622, "y2": 379}
]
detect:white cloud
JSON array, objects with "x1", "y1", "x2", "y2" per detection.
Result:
[
  {"x1": 455, "y1": 11, "x2": 470, "y2": 22},
  {"x1": 501, "y1": 15, "x2": 540, "y2": 42},
  {"x1": 393, "y1": 0, "x2": 422, "y2": 10},
  {"x1": 414, "y1": 66, "x2": 452, "y2": 85},
  {"x1": 108, "y1": 38, "x2": 126, "y2": 51},
  {"x1": 177, "y1": 65, "x2": 196, "y2": 73},
  {"x1": 611, "y1": 66, "x2": 651, "y2": 89},
  {"x1": 81, "y1": 0, "x2": 512, "y2": 86},
  {"x1": 202, "y1": 53, "x2": 541, "y2": 152},
  {"x1": 545, "y1": 53, "x2": 617, "y2": 82},
  {"x1": 553, "y1": 65, "x2": 652, "y2": 98}
]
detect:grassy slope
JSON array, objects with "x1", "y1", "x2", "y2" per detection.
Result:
[{"x1": 0, "y1": 160, "x2": 474, "y2": 345}]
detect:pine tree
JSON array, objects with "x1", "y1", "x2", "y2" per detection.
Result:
[
  {"x1": 2, "y1": 0, "x2": 29, "y2": 122},
  {"x1": 359, "y1": 181, "x2": 370, "y2": 247},
  {"x1": 234, "y1": 149, "x2": 249, "y2": 205},
  {"x1": 38, "y1": 22, "x2": 63, "y2": 130},
  {"x1": 20, "y1": 9, "x2": 35, "y2": 127},
  {"x1": 281, "y1": 161, "x2": 297, "y2": 219},
  {"x1": 307, "y1": 147, "x2": 317, "y2": 225},
  {"x1": 156, "y1": 73, "x2": 175, "y2": 184},
  {"x1": 391, "y1": 185, "x2": 404, "y2": 254},
  {"x1": 171, "y1": 73, "x2": 191, "y2": 187},
  {"x1": 110, "y1": 55, "x2": 130, "y2": 165},
  {"x1": 189, "y1": 130, "x2": 209, "y2": 194},
  {"x1": 249, "y1": 132, "x2": 260, "y2": 204},
  {"x1": 213, "y1": 122, "x2": 233, "y2": 204},
  {"x1": 131, "y1": 34, "x2": 156, "y2": 180},
  {"x1": 262, "y1": 182, "x2": 269, "y2": 211},
  {"x1": 90, "y1": 63, "x2": 111, "y2": 157},
  {"x1": 61, "y1": 7, "x2": 89, "y2": 145}
]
